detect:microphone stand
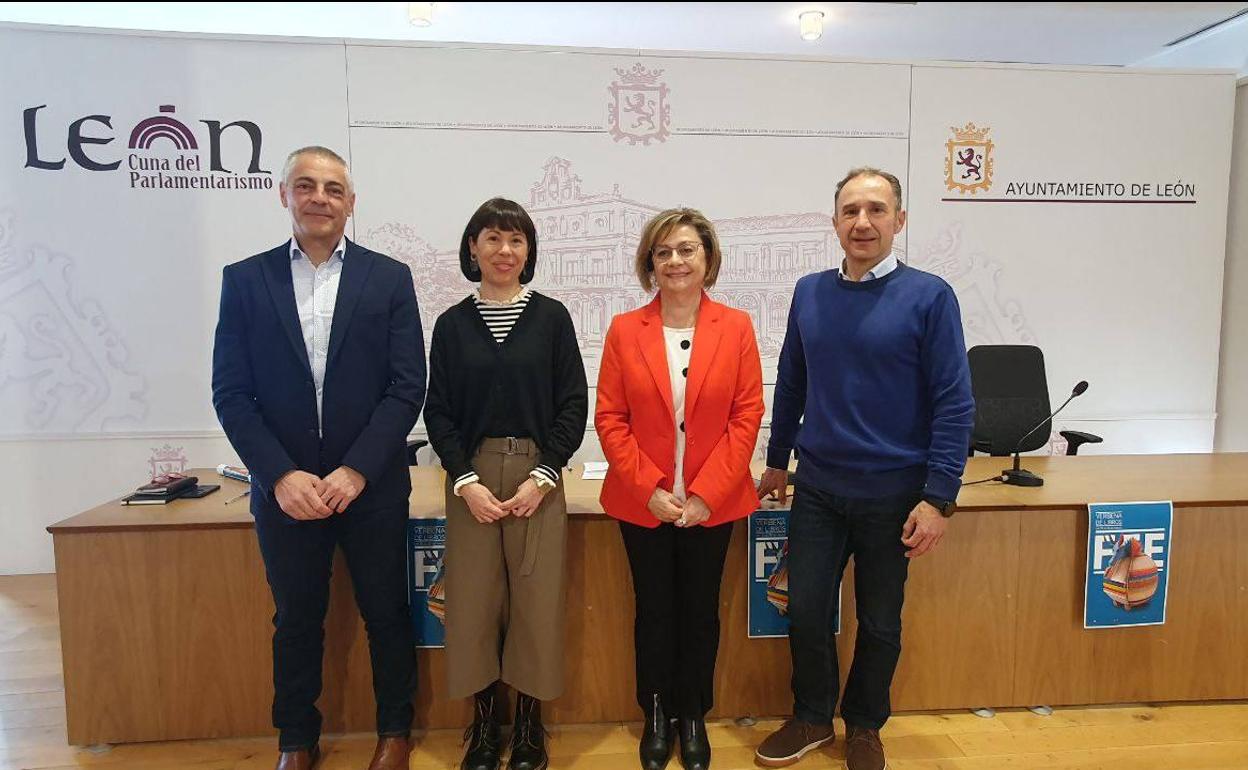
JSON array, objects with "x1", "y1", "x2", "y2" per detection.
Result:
[{"x1": 1001, "y1": 382, "x2": 1088, "y2": 487}]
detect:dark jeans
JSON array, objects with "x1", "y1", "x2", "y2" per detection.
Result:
[
  {"x1": 618, "y1": 519, "x2": 734, "y2": 719},
  {"x1": 786, "y1": 482, "x2": 920, "y2": 730},
  {"x1": 254, "y1": 505, "x2": 416, "y2": 751}
]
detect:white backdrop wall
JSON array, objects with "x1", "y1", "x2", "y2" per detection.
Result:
[
  {"x1": 1215, "y1": 82, "x2": 1248, "y2": 451},
  {"x1": 0, "y1": 27, "x2": 1237, "y2": 574},
  {"x1": 0, "y1": 27, "x2": 349, "y2": 574},
  {"x1": 908, "y1": 64, "x2": 1235, "y2": 454}
]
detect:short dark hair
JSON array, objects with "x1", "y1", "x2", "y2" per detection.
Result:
[
  {"x1": 834, "y1": 167, "x2": 903, "y2": 211},
  {"x1": 458, "y1": 198, "x2": 539, "y2": 284}
]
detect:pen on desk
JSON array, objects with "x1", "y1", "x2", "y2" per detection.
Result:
[{"x1": 225, "y1": 490, "x2": 251, "y2": 505}]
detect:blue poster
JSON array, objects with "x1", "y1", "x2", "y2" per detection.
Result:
[
  {"x1": 748, "y1": 508, "x2": 839, "y2": 638},
  {"x1": 1084, "y1": 501, "x2": 1173, "y2": 629},
  {"x1": 408, "y1": 518, "x2": 447, "y2": 648}
]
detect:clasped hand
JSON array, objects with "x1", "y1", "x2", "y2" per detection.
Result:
[
  {"x1": 461, "y1": 479, "x2": 548, "y2": 524},
  {"x1": 647, "y1": 489, "x2": 711, "y2": 527},
  {"x1": 275, "y1": 466, "x2": 367, "y2": 520}
]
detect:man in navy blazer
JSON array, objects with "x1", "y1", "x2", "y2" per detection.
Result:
[{"x1": 212, "y1": 146, "x2": 425, "y2": 770}]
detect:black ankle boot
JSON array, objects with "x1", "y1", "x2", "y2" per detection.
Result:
[
  {"x1": 507, "y1": 693, "x2": 548, "y2": 770},
  {"x1": 639, "y1": 694, "x2": 673, "y2": 770},
  {"x1": 462, "y1": 684, "x2": 502, "y2": 770},
  {"x1": 677, "y1": 717, "x2": 710, "y2": 770}
]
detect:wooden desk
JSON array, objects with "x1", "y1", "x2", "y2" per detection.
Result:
[{"x1": 49, "y1": 454, "x2": 1248, "y2": 745}]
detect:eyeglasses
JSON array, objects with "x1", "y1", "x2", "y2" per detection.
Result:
[{"x1": 652, "y1": 241, "x2": 703, "y2": 263}]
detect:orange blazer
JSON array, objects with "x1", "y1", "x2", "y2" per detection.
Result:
[{"x1": 595, "y1": 293, "x2": 764, "y2": 528}]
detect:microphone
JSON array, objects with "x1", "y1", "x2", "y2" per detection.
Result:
[{"x1": 1001, "y1": 380, "x2": 1089, "y2": 487}]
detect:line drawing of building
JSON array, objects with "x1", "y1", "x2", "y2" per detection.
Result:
[{"x1": 365, "y1": 156, "x2": 844, "y2": 379}]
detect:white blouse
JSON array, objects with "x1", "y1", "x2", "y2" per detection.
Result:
[{"x1": 663, "y1": 325, "x2": 695, "y2": 501}]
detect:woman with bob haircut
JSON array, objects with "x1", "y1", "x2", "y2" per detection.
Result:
[
  {"x1": 594, "y1": 207, "x2": 764, "y2": 770},
  {"x1": 424, "y1": 197, "x2": 588, "y2": 770}
]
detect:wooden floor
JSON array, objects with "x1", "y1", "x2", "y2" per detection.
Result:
[{"x1": 3, "y1": 574, "x2": 1247, "y2": 770}]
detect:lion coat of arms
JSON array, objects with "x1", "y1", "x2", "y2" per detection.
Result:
[
  {"x1": 945, "y1": 122, "x2": 994, "y2": 194},
  {"x1": 608, "y1": 63, "x2": 671, "y2": 146}
]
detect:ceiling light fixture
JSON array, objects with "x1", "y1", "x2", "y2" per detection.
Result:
[
  {"x1": 408, "y1": 2, "x2": 434, "y2": 27},
  {"x1": 799, "y1": 10, "x2": 824, "y2": 41}
]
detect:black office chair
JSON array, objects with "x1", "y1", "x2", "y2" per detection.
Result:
[
  {"x1": 406, "y1": 439, "x2": 429, "y2": 466},
  {"x1": 967, "y1": 345, "x2": 1101, "y2": 457}
]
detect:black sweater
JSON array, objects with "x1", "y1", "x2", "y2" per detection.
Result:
[{"x1": 424, "y1": 292, "x2": 589, "y2": 482}]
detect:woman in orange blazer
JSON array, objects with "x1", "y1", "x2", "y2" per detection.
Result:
[{"x1": 596, "y1": 208, "x2": 764, "y2": 770}]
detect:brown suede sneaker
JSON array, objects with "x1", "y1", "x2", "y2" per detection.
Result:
[
  {"x1": 845, "y1": 725, "x2": 886, "y2": 770},
  {"x1": 754, "y1": 719, "x2": 835, "y2": 767}
]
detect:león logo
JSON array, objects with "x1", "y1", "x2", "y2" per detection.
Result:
[
  {"x1": 607, "y1": 64, "x2": 671, "y2": 146},
  {"x1": 22, "y1": 103, "x2": 272, "y2": 191},
  {"x1": 944, "y1": 122, "x2": 994, "y2": 195}
]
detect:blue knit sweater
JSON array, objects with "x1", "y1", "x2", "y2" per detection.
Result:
[{"x1": 767, "y1": 263, "x2": 975, "y2": 501}]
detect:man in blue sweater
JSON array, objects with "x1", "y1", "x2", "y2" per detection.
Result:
[{"x1": 754, "y1": 168, "x2": 974, "y2": 770}]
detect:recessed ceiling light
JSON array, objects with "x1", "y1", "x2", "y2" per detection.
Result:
[
  {"x1": 409, "y1": 2, "x2": 434, "y2": 27},
  {"x1": 799, "y1": 10, "x2": 824, "y2": 42}
]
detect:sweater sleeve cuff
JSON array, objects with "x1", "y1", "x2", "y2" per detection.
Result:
[
  {"x1": 531, "y1": 465, "x2": 559, "y2": 484},
  {"x1": 923, "y1": 473, "x2": 962, "y2": 502},
  {"x1": 452, "y1": 472, "x2": 479, "y2": 496},
  {"x1": 766, "y1": 446, "x2": 793, "y2": 471},
  {"x1": 538, "y1": 451, "x2": 568, "y2": 474}
]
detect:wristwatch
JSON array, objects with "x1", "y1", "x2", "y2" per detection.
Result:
[
  {"x1": 922, "y1": 494, "x2": 957, "y2": 518},
  {"x1": 530, "y1": 472, "x2": 557, "y2": 494}
]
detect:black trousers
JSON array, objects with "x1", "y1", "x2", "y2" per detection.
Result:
[
  {"x1": 254, "y1": 504, "x2": 416, "y2": 751},
  {"x1": 618, "y1": 519, "x2": 734, "y2": 719},
  {"x1": 786, "y1": 482, "x2": 920, "y2": 730}
]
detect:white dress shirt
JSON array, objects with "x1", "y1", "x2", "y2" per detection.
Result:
[
  {"x1": 838, "y1": 251, "x2": 899, "y2": 282},
  {"x1": 289, "y1": 236, "x2": 347, "y2": 433}
]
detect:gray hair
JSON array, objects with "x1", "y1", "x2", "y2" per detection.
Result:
[{"x1": 281, "y1": 146, "x2": 353, "y2": 192}]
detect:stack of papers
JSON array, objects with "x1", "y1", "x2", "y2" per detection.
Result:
[{"x1": 582, "y1": 462, "x2": 609, "y2": 480}]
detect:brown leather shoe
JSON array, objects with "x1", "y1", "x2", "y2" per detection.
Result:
[
  {"x1": 275, "y1": 744, "x2": 320, "y2": 770},
  {"x1": 367, "y1": 735, "x2": 413, "y2": 770},
  {"x1": 845, "y1": 726, "x2": 886, "y2": 770}
]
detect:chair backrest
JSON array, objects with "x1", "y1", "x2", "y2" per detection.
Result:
[
  {"x1": 406, "y1": 439, "x2": 429, "y2": 466},
  {"x1": 968, "y1": 345, "x2": 1051, "y2": 456}
]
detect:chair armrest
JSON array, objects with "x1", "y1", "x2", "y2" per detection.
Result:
[
  {"x1": 1059, "y1": 430, "x2": 1102, "y2": 456},
  {"x1": 971, "y1": 438, "x2": 997, "y2": 456}
]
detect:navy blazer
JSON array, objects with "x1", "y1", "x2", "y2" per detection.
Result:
[{"x1": 211, "y1": 239, "x2": 426, "y2": 522}]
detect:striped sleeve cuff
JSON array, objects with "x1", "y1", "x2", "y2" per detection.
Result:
[
  {"x1": 531, "y1": 465, "x2": 559, "y2": 484},
  {"x1": 452, "y1": 472, "x2": 480, "y2": 496},
  {"x1": 530, "y1": 467, "x2": 558, "y2": 491}
]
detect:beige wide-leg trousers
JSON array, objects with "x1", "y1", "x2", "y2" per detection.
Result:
[{"x1": 444, "y1": 437, "x2": 568, "y2": 701}]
